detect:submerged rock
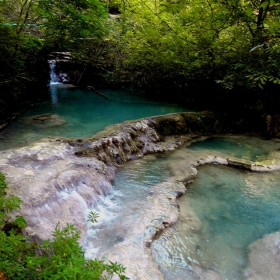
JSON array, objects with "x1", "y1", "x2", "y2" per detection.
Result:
[
  {"x1": 23, "y1": 113, "x2": 67, "y2": 127},
  {"x1": 100, "y1": 179, "x2": 186, "y2": 280},
  {"x1": 243, "y1": 231, "x2": 280, "y2": 280}
]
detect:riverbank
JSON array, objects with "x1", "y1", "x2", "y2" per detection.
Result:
[{"x1": 1, "y1": 111, "x2": 280, "y2": 279}]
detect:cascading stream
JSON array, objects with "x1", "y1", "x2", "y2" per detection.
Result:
[
  {"x1": 49, "y1": 60, "x2": 61, "y2": 85},
  {"x1": 1, "y1": 77, "x2": 279, "y2": 279},
  {"x1": 82, "y1": 136, "x2": 280, "y2": 280}
]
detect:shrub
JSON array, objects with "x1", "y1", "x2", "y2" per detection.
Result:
[{"x1": 0, "y1": 173, "x2": 128, "y2": 280}]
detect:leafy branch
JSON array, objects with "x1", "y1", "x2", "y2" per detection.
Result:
[{"x1": 0, "y1": 173, "x2": 128, "y2": 280}]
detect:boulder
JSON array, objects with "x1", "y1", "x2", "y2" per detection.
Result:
[{"x1": 243, "y1": 231, "x2": 280, "y2": 280}]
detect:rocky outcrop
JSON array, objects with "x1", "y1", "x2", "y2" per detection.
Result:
[
  {"x1": 1, "y1": 111, "x2": 280, "y2": 279},
  {"x1": 264, "y1": 113, "x2": 280, "y2": 138},
  {"x1": 243, "y1": 231, "x2": 280, "y2": 280},
  {"x1": 70, "y1": 111, "x2": 219, "y2": 165},
  {"x1": 48, "y1": 54, "x2": 82, "y2": 84},
  {"x1": 0, "y1": 112, "x2": 208, "y2": 242}
]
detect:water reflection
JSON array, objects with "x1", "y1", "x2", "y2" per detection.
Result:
[
  {"x1": 186, "y1": 136, "x2": 273, "y2": 162},
  {"x1": 0, "y1": 87, "x2": 189, "y2": 151},
  {"x1": 49, "y1": 85, "x2": 58, "y2": 105}
]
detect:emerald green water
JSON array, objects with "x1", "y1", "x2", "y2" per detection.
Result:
[
  {"x1": 152, "y1": 165, "x2": 280, "y2": 279},
  {"x1": 84, "y1": 136, "x2": 280, "y2": 279},
  {"x1": 0, "y1": 86, "x2": 189, "y2": 150},
  {"x1": 187, "y1": 136, "x2": 272, "y2": 162}
]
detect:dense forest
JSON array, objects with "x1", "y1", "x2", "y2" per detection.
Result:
[{"x1": 1, "y1": 0, "x2": 280, "y2": 125}]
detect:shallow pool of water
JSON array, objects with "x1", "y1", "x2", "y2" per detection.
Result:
[
  {"x1": 84, "y1": 136, "x2": 280, "y2": 279},
  {"x1": 186, "y1": 136, "x2": 274, "y2": 162},
  {"x1": 84, "y1": 155, "x2": 171, "y2": 258},
  {"x1": 152, "y1": 165, "x2": 280, "y2": 279},
  {"x1": 0, "y1": 86, "x2": 189, "y2": 150}
]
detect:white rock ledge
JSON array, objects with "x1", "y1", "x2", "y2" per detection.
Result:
[{"x1": 0, "y1": 112, "x2": 279, "y2": 280}]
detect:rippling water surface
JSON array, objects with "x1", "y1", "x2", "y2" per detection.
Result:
[
  {"x1": 152, "y1": 165, "x2": 280, "y2": 279},
  {"x1": 85, "y1": 137, "x2": 280, "y2": 279}
]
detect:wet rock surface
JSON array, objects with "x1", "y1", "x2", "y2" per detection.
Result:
[
  {"x1": 23, "y1": 113, "x2": 67, "y2": 128},
  {"x1": 0, "y1": 141, "x2": 112, "y2": 242},
  {"x1": 0, "y1": 113, "x2": 197, "y2": 242},
  {"x1": 1, "y1": 112, "x2": 280, "y2": 279},
  {"x1": 243, "y1": 231, "x2": 280, "y2": 280}
]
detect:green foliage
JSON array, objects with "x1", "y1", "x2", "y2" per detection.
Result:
[
  {"x1": 87, "y1": 211, "x2": 99, "y2": 223},
  {"x1": 0, "y1": 172, "x2": 23, "y2": 230},
  {"x1": 38, "y1": 0, "x2": 108, "y2": 51},
  {"x1": 0, "y1": 173, "x2": 128, "y2": 280},
  {"x1": 101, "y1": 0, "x2": 280, "y2": 112},
  {"x1": 0, "y1": 0, "x2": 108, "y2": 120}
]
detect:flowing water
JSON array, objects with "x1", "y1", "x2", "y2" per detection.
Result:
[
  {"x1": 0, "y1": 85, "x2": 189, "y2": 151},
  {"x1": 2, "y1": 71, "x2": 280, "y2": 279},
  {"x1": 84, "y1": 136, "x2": 280, "y2": 279},
  {"x1": 84, "y1": 155, "x2": 172, "y2": 259},
  {"x1": 49, "y1": 61, "x2": 61, "y2": 85}
]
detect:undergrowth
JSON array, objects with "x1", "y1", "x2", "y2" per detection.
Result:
[{"x1": 0, "y1": 173, "x2": 128, "y2": 280}]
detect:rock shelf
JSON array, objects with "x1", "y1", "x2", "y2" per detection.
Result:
[{"x1": 0, "y1": 111, "x2": 280, "y2": 279}]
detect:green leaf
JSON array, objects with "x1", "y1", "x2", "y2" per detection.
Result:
[
  {"x1": 87, "y1": 211, "x2": 99, "y2": 223},
  {"x1": 259, "y1": 1, "x2": 269, "y2": 8},
  {"x1": 245, "y1": 7, "x2": 253, "y2": 16},
  {"x1": 13, "y1": 216, "x2": 27, "y2": 229}
]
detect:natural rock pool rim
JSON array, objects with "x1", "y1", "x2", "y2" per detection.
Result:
[{"x1": 1, "y1": 111, "x2": 280, "y2": 279}]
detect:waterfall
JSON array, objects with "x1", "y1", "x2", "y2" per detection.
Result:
[
  {"x1": 48, "y1": 60, "x2": 61, "y2": 104},
  {"x1": 49, "y1": 60, "x2": 61, "y2": 85}
]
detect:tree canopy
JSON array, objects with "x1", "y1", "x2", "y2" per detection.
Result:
[
  {"x1": 0, "y1": 0, "x2": 280, "y2": 116},
  {"x1": 0, "y1": 0, "x2": 108, "y2": 114}
]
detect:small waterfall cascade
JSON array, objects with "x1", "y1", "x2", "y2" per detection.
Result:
[
  {"x1": 49, "y1": 60, "x2": 61, "y2": 85},
  {"x1": 48, "y1": 60, "x2": 61, "y2": 104}
]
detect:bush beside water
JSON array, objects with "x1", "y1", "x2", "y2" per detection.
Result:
[{"x1": 0, "y1": 173, "x2": 128, "y2": 280}]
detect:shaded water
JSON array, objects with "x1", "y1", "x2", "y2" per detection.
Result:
[{"x1": 0, "y1": 86, "x2": 189, "y2": 150}]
